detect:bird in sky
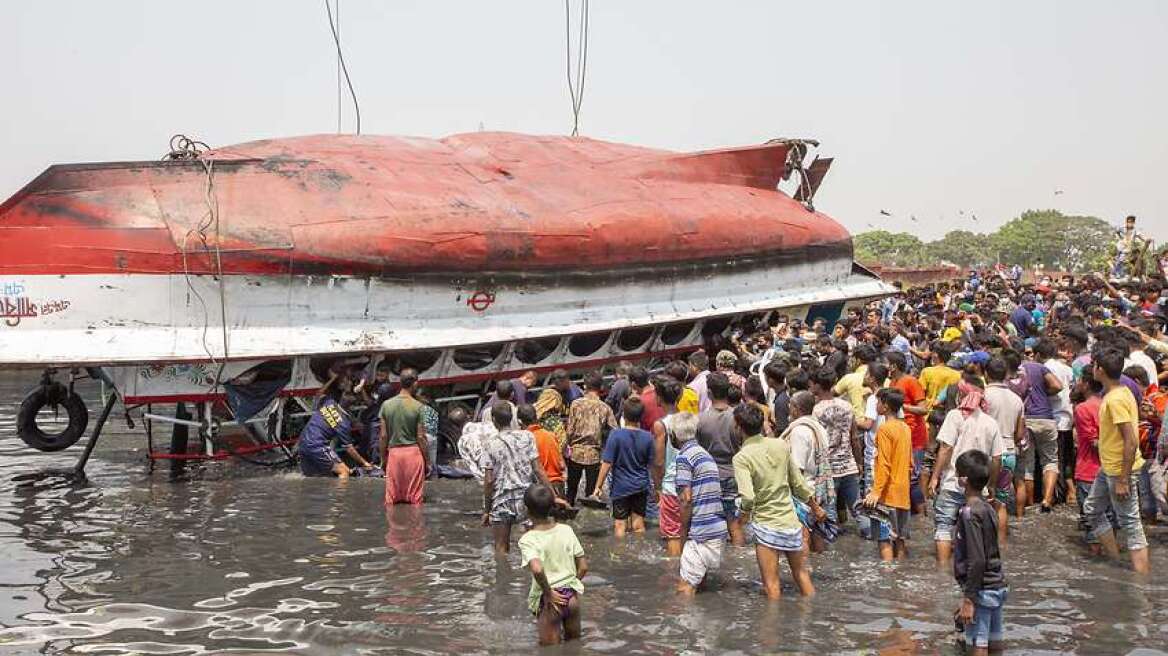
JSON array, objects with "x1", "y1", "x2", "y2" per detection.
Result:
[
  {"x1": 1054, "y1": 189, "x2": 1064, "y2": 195},
  {"x1": 910, "y1": 215, "x2": 918, "y2": 222},
  {"x1": 879, "y1": 209, "x2": 892, "y2": 217}
]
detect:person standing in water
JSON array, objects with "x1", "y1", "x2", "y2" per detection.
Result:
[
  {"x1": 380, "y1": 368, "x2": 429, "y2": 505},
  {"x1": 518, "y1": 484, "x2": 588, "y2": 646},
  {"x1": 733, "y1": 402, "x2": 827, "y2": 599}
]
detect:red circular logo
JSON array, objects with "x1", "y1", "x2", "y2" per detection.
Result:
[{"x1": 467, "y1": 291, "x2": 495, "y2": 312}]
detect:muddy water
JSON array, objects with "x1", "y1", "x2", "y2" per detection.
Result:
[{"x1": 0, "y1": 373, "x2": 1165, "y2": 655}]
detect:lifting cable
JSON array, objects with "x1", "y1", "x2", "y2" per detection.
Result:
[
  {"x1": 564, "y1": 0, "x2": 591, "y2": 136},
  {"x1": 325, "y1": 0, "x2": 361, "y2": 135}
]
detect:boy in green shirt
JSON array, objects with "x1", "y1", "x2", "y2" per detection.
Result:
[
  {"x1": 732, "y1": 403, "x2": 827, "y2": 599},
  {"x1": 518, "y1": 484, "x2": 589, "y2": 645}
]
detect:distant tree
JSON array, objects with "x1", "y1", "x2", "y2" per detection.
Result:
[
  {"x1": 853, "y1": 230, "x2": 927, "y2": 266},
  {"x1": 989, "y1": 210, "x2": 1114, "y2": 272},
  {"x1": 852, "y1": 209, "x2": 1114, "y2": 273},
  {"x1": 926, "y1": 230, "x2": 995, "y2": 268}
]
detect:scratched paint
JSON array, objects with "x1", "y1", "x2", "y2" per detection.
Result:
[
  {"x1": 0, "y1": 132, "x2": 894, "y2": 369},
  {"x1": 0, "y1": 133, "x2": 849, "y2": 278}
]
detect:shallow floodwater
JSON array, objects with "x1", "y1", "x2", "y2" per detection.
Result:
[{"x1": 0, "y1": 374, "x2": 1165, "y2": 655}]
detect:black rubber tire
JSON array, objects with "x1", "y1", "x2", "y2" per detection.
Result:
[{"x1": 17, "y1": 383, "x2": 89, "y2": 452}]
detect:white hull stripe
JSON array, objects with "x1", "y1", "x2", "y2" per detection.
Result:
[{"x1": 0, "y1": 256, "x2": 892, "y2": 367}]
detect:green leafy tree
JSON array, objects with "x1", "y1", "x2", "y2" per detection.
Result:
[
  {"x1": 926, "y1": 230, "x2": 995, "y2": 268},
  {"x1": 989, "y1": 210, "x2": 1114, "y2": 272},
  {"x1": 853, "y1": 230, "x2": 927, "y2": 266},
  {"x1": 853, "y1": 209, "x2": 1114, "y2": 273}
]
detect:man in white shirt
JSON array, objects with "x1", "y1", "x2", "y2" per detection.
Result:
[
  {"x1": 928, "y1": 376, "x2": 1005, "y2": 563},
  {"x1": 1125, "y1": 332, "x2": 1158, "y2": 393},
  {"x1": 1039, "y1": 339, "x2": 1075, "y2": 508},
  {"x1": 984, "y1": 357, "x2": 1027, "y2": 531}
]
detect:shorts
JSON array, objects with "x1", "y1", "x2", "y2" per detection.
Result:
[
  {"x1": 1138, "y1": 459, "x2": 1168, "y2": 518},
  {"x1": 612, "y1": 490, "x2": 648, "y2": 520},
  {"x1": 658, "y1": 493, "x2": 682, "y2": 539},
  {"x1": 535, "y1": 587, "x2": 577, "y2": 620},
  {"x1": 748, "y1": 522, "x2": 804, "y2": 552},
  {"x1": 1021, "y1": 418, "x2": 1059, "y2": 479},
  {"x1": 489, "y1": 495, "x2": 527, "y2": 526},
  {"x1": 827, "y1": 474, "x2": 860, "y2": 523},
  {"x1": 932, "y1": 489, "x2": 966, "y2": 542},
  {"x1": 299, "y1": 445, "x2": 341, "y2": 476},
  {"x1": 910, "y1": 449, "x2": 926, "y2": 508},
  {"x1": 995, "y1": 453, "x2": 1017, "y2": 506},
  {"x1": 720, "y1": 476, "x2": 740, "y2": 519},
  {"x1": 963, "y1": 587, "x2": 1007, "y2": 649},
  {"x1": 885, "y1": 507, "x2": 911, "y2": 541},
  {"x1": 679, "y1": 539, "x2": 724, "y2": 586},
  {"x1": 1083, "y1": 472, "x2": 1147, "y2": 551}
]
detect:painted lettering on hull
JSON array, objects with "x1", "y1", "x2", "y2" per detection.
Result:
[{"x1": 1, "y1": 297, "x2": 38, "y2": 327}]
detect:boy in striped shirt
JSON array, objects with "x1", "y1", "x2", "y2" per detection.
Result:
[{"x1": 671, "y1": 412, "x2": 728, "y2": 595}]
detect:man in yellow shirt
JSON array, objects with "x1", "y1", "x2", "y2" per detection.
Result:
[
  {"x1": 833, "y1": 344, "x2": 877, "y2": 420},
  {"x1": 1082, "y1": 348, "x2": 1149, "y2": 574},
  {"x1": 919, "y1": 342, "x2": 962, "y2": 411},
  {"x1": 667, "y1": 360, "x2": 701, "y2": 415}
]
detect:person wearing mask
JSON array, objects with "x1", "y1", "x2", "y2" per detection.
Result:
[{"x1": 929, "y1": 375, "x2": 1005, "y2": 564}]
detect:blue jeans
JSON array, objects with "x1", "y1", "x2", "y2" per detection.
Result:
[
  {"x1": 829, "y1": 473, "x2": 861, "y2": 524},
  {"x1": 964, "y1": 587, "x2": 1007, "y2": 648}
]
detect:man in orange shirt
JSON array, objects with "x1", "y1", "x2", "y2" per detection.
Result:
[
  {"x1": 520, "y1": 404, "x2": 566, "y2": 499},
  {"x1": 863, "y1": 388, "x2": 913, "y2": 561},
  {"x1": 886, "y1": 352, "x2": 930, "y2": 513}
]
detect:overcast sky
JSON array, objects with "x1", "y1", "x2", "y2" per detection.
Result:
[{"x1": 3, "y1": 1, "x2": 1166, "y2": 244}]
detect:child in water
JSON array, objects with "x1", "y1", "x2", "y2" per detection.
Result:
[
  {"x1": 953, "y1": 449, "x2": 1007, "y2": 655},
  {"x1": 518, "y1": 484, "x2": 588, "y2": 646}
]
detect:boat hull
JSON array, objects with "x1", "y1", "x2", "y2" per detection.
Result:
[{"x1": 0, "y1": 254, "x2": 887, "y2": 368}]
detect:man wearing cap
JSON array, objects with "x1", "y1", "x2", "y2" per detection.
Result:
[{"x1": 716, "y1": 350, "x2": 745, "y2": 392}]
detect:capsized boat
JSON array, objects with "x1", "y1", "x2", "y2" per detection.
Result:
[{"x1": 0, "y1": 132, "x2": 892, "y2": 457}]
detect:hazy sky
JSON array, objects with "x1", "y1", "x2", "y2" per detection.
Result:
[{"x1": 3, "y1": 1, "x2": 1166, "y2": 244}]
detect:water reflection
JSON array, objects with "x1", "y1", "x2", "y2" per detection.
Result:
[{"x1": 0, "y1": 374, "x2": 1166, "y2": 654}]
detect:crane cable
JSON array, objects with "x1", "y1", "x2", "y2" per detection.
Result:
[
  {"x1": 325, "y1": 0, "x2": 361, "y2": 135},
  {"x1": 564, "y1": 0, "x2": 590, "y2": 136}
]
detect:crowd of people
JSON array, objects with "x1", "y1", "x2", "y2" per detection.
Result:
[{"x1": 297, "y1": 261, "x2": 1168, "y2": 652}]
